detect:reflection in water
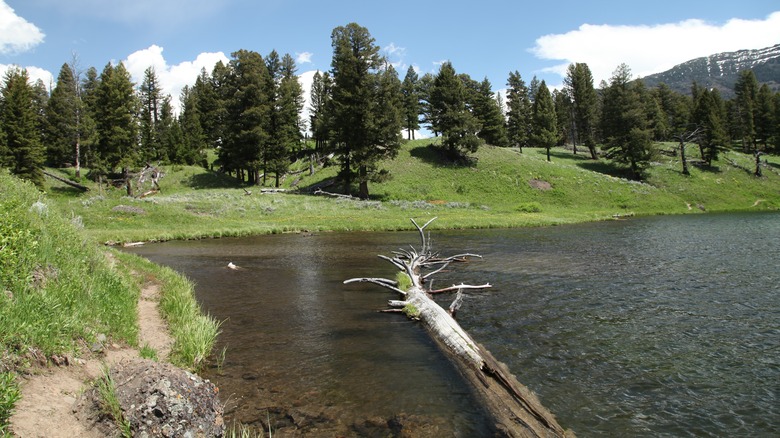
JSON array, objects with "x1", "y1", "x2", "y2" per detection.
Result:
[
  {"x1": 127, "y1": 232, "x2": 496, "y2": 436},
  {"x1": 128, "y1": 212, "x2": 780, "y2": 436}
]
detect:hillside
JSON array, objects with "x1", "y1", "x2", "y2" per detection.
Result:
[
  {"x1": 641, "y1": 43, "x2": 780, "y2": 97},
  {"x1": 42, "y1": 139, "x2": 780, "y2": 244}
]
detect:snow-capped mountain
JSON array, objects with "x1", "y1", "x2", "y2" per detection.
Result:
[{"x1": 641, "y1": 43, "x2": 780, "y2": 97}]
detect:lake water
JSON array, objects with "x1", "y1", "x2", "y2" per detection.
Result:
[{"x1": 126, "y1": 212, "x2": 780, "y2": 436}]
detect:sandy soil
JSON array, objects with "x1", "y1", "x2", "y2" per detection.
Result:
[{"x1": 8, "y1": 280, "x2": 174, "y2": 437}]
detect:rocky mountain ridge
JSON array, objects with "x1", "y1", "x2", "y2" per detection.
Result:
[{"x1": 641, "y1": 43, "x2": 780, "y2": 97}]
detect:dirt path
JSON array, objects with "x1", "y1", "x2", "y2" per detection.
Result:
[{"x1": 9, "y1": 280, "x2": 174, "y2": 437}]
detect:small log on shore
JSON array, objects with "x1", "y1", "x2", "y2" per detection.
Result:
[{"x1": 345, "y1": 218, "x2": 574, "y2": 437}]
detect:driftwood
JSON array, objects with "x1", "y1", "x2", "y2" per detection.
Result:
[
  {"x1": 345, "y1": 218, "x2": 573, "y2": 437},
  {"x1": 314, "y1": 188, "x2": 356, "y2": 199},
  {"x1": 43, "y1": 170, "x2": 89, "y2": 192}
]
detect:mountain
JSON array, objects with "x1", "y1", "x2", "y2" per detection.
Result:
[{"x1": 640, "y1": 43, "x2": 780, "y2": 98}]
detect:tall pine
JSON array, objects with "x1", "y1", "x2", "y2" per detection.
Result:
[
  {"x1": 429, "y1": 61, "x2": 482, "y2": 161},
  {"x1": 506, "y1": 71, "x2": 531, "y2": 152},
  {"x1": 1, "y1": 68, "x2": 45, "y2": 188},
  {"x1": 330, "y1": 23, "x2": 401, "y2": 198},
  {"x1": 401, "y1": 66, "x2": 420, "y2": 140},
  {"x1": 531, "y1": 80, "x2": 557, "y2": 161}
]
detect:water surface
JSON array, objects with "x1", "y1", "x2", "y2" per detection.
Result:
[{"x1": 128, "y1": 212, "x2": 780, "y2": 436}]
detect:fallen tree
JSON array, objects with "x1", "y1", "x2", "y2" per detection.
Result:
[{"x1": 345, "y1": 218, "x2": 573, "y2": 437}]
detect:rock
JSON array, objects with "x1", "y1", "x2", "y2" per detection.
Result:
[{"x1": 77, "y1": 358, "x2": 224, "y2": 437}]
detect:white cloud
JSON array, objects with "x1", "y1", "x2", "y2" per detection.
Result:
[
  {"x1": 531, "y1": 11, "x2": 780, "y2": 85},
  {"x1": 0, "y1": 1, "x2": 45, "y2": 55},
  {"x1": 296, "y1": 52, "x2": 313, "y2": 65},
  {"x1": 123, "y1": 45, "x2": 229, "y2": 112},
  {"x1": 0, "y1": 64, "x2": 53, "y2": 89}
]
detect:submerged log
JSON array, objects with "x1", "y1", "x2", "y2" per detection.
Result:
[{"x1": 345, "y1": 218, "x2": 573, "y2": 437}]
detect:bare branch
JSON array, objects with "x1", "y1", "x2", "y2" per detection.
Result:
[{"x1": 343, "y1": 278, "x2": 408, "y2": 295}]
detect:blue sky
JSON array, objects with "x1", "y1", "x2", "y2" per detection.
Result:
[{"x1": 2, "y1": 0, "x2": 779, "y2": 111}]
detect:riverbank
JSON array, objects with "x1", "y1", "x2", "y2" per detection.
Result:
[
  {"x1": 0, "y1": 172, "x2": 220, "y2": 435},
  {"x1": 43, "y1": 140, "x2": 780, "y2": 245}
]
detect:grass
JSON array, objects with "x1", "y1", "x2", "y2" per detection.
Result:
[
  {"x1": 95, "y1": 365, "x2": 132, "y2": 438},
  {"x1": 0, "y1": 169, "x2": 221, "y2": 427},
  {"x1": 0, "y1": 372, "x2": 20, "y2": 435},
  {"x1": 42, "y1": 140, "x2": 780, "y2": 245},
  {"x1": 111, "y1": 250, "x2": 221, "y2": 370}
]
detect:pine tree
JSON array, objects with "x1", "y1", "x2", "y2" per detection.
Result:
[
  {"x1": 45, "y1": 63, "x2": 81, "y2": 167},
  {"x1": 564, "y1": 63, "x2": 599, "y2": 159},
  {"x1": 309, "y1": 70, "x2": 332, "y2": 154},
  {"x1": 177, "y1": 85, "x2": 207, "y2": 166},
  {"x1": 1, "y1": 68, "x2": 46, "y2": 188},
  {"x1": 94, "y1": 62, "x2": 139, "y2": 180},
  {"x1": 773, "y1": 92, "x2": 780, "y2": 153},
  {"x1": 401, "y1": 66, "x2": 420, "y2": 140},
  {"x1": 531, "y1": 81, "x2": 557, "y2": 161},
  {"x1": 330, "y1": 22, "x2": 401, "y2": 198},
  {"x1": 506, "y1": 71, "x2": 531, "y2": 152},
  {"x1": 267, "y1": 53, "x2": 304, "y2": 187},
  {"x1": 553, "y1": 89, "x2": 572, "y2": 148},
  {"x1": 429, "y1": 61, "x2": 482, "y2": 162},
  {"x1": 472, "y1": 78, "x2": 509, "y2": 147},
  {"x1": 755, "y1": 84, "x2": 774, "y2": 150},
  {"x1": 222, "y1": 49, "x2": 271, "y2": 184},
  {"x1": 654, "y1": 82, "x2": 690, "y2": 139},
  {"x1": 692, "y1": 88, "x2": 727, "y2": 166},
  {"x1": 734, "y1": 70, "x2": 758, "y2": 151},
  {"x1": 600, "y1": 64, "x2": 653, "y2": 179},
  {"x1": 138, "y1": 67, "x2": 164, "y2": 162},
  {"x1": 78, "y1": 67, "x2": 99, "y2": 173}
]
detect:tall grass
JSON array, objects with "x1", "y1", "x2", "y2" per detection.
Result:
[{"x1": 112, "y1": 251, "x2": 221, "y2": 371}]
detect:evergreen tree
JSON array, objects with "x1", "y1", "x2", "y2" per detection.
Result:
[
  {"x1": 472, "y1": 78, "x2": 509, "y2": 147},
  {"x1": 505, "y1": 70, "x2": 531, "y2": 152},
  {"x1": 45, "y1": 63, "x2": 81, "y2": 167},
  {"x1": 1, "y1": 68, "x2": 46, "y2": 188},
  {"x1": 692, "y1": 88, "x2": 727, "y2": 166},
  {"x1": 654, "y1": 82, "x2": 690, "y2": 139},
  {"x1": 401, "y1": 66, "x2": 420, "y2": 140},
  {"x1": 193, "y1": 65, "x2": 227, "y2": 149},
  {"x1": 94, "y1": 62, "x2": 139, "y2": 180},
  {"x1": 528, "y1": 75, "x2": 540, "y2": 103},
  {"x1": 329, "y1": 22, "x2": 401, "y2": 198},
  {"x1": 138, "y1": 67, "x2": 164, "y2": 162},
  {"x1": 429, "y1": 61, "x2": 482, "y2": 161},
  {"x1": 755, "y1": 84, "x2": 774, "y2": 149},
  {"x1": 600, "y1": 64, "x2": 653, "y2": 179},
  {"x1": 79, "y1": 67, "x2": 100, "y2": 172},
  {"x1": 531, "y1": 80, "x2": 557, "y2": 161},
  {"x1": 417, "y1": 73, "x2": 436, "y2": 136},
  {"x1": 267, "y1": 53, "x2": 304, "y2": 187},
  {"x1": 309, "y1": 70, "x2": 332, "y2": 154},
  {"x1": 222, "y1": 49, "x2": 271, "y2": 184},
  {"x1": 564, "y1": 63, "x2": 599, "y2": 158},
  {"x1": 177, "y1": 85, "x2": 207, "y2": 166},
  {"x1": 553, "y1": 89, "x2": 572, "y2": 147},
  {"x1": 773, "y1": 92, "x2": 780, "y2": 153},
  {"x1": 733, "y1": 70, "x2": 758, "y2": 151}
]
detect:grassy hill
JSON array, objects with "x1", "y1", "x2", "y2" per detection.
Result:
[{"x1": 42, "y1": 139, "x2": 780, "y2": 244}]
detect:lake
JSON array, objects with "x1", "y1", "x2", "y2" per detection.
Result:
[{"x1": 126, "y1": 212, "x2": 780, "y2": 436}]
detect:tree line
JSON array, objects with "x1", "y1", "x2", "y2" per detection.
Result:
[{"x1": 1, "y1": 22, "x2": 779, "y2": 194}]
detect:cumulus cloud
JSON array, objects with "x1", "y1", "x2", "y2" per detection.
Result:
[
  {"x1": 0, "y1": 64, "x2": 53, "y2": 89},
  {"x1": 296, "y1": 52, "x2": 313, "y2": 65},
  {"x1": 0, "y1": 1, "x2": 45, "y2": 55},
  {"x1": 123, "y1": 45, "x2": 228, "y2": 112},
  {"x1": 531, "y1": 11, "x2": 780, "y2": 85}
]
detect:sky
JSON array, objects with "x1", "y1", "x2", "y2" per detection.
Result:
[{"x1": 2, "y1": 0, "x2": 779, "y2": 116}]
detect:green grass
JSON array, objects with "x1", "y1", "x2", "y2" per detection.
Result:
[
  {"x1": 0, "y1": 372, "x2": 20, "y2": 435},
  {"x1": 42, "y1": 139, "x2": 780, "y2": 245},
  {"x1": 111, "y1": 251, "x2": 221, "y2": 370},
  {"x1": 0, "y1": 169, "x2": 221, "y2": 426},
  {"x1": 95, "y1": 366, "x2": 131, "y2": 438}
]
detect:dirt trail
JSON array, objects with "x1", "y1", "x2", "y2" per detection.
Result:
[{"x1": 9, "y1": 280, "x2": 174, "y2": 437}]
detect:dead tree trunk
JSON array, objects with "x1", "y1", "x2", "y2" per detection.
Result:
[{"x1": 345, "y1": 218, "x2": 573, "y2": 438}]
